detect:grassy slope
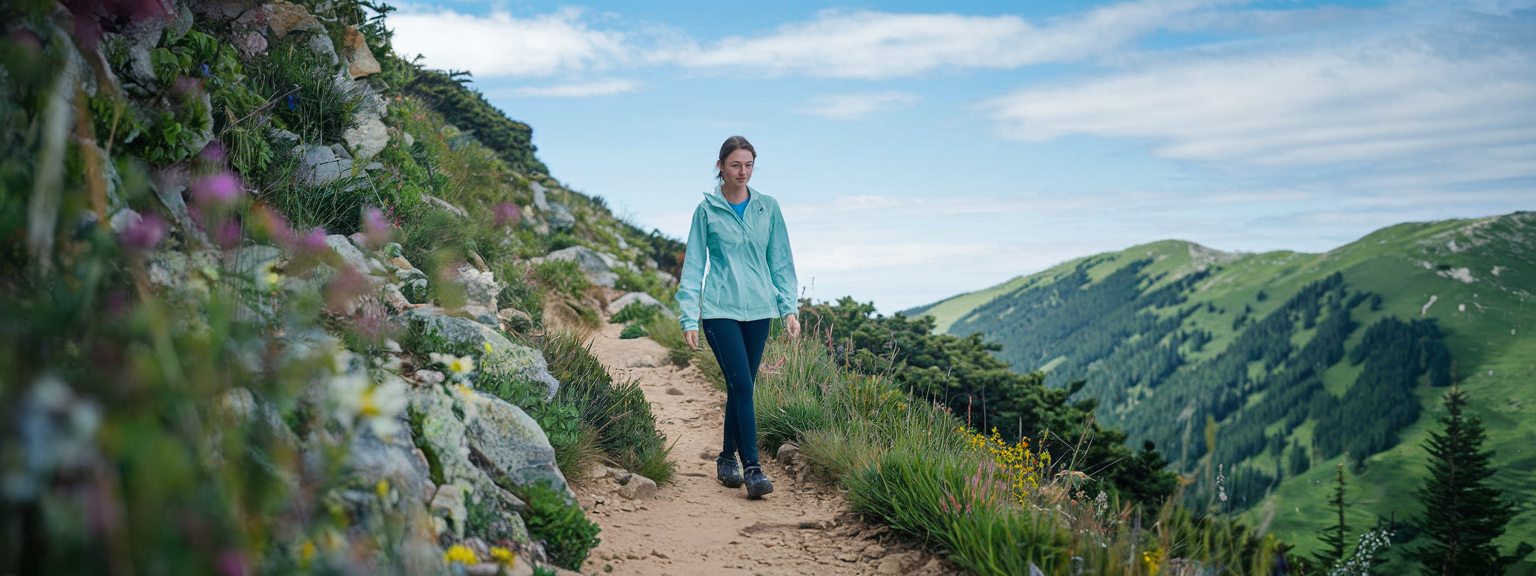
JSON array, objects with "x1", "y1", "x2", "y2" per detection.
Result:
[{"x1": 908, "y1": 212, "x2": 1536, "y2": 558}]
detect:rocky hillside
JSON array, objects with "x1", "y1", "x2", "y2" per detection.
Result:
[
  {"x1": 0, "y1": 0, "x2": 684, "y2": 573},
  {"x1": 906, "y1": 212, "x2": 1536, "y2": 560}
]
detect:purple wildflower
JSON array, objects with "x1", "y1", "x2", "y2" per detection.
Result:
[
  {"x1": 299, "y1": 228, "x2": 329, "y2": 255},
  {"x1": 119, "y1": 213, "x2": 167, "y2": 253},
  {"x1": 192, "y1": 173, "x2": 243, "y2": 207},
  {"x1": 216, "y1": 221, "x2": 243, "y2": 250},
  {"x1": 493, "y1": 202, "x2": 521, "y2": 228},
  {"x1": 200, "y1": 142, "x2": 227, "y2": 164},
  {"x1": 361, "y1": 207, "x2": 391, "y2": 249}
]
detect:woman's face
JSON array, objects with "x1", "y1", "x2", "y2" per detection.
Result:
[{"x1": 719, "y1": 149, "x2": 755, "y2": 189}]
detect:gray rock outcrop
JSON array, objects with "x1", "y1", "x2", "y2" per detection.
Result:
[
  {"x1": 464, "y1": 394, "x2": 575, "y2": 501},
  {"x1": 607, "y1": 292, "x2": 672, "y2": 317},
  {"x1": 401, "y1": 307, "x2": 560, "y2": 399},
  {"x1": 544, "y1": 246, "x2": 618, "y2": 288},
  {"x1": 296, "y1": 145, "x2": 351, "y2": 186}
]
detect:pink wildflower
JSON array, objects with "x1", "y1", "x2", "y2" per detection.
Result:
[
  {"x1": 299, "y1": 228, "x2": 329, "y2": 255},
  {"x1": 200, "y1": 142, "x2": 227, "y2": 164},
  {"x1": 493, "y1": 202, "x2": 521, "y2": 228},
  {"x1": 216, "y1": 221, "x2": 243, "y2": 250},
  {"x1": 361, "y1": 207, "x2": 391, "y2": 249},
  {"x1": 193, "y1": 173, "x2": 243, "y2": 207},
  {"x1": 325, "y1": 267, "x2": 372, "y2": 314},
  {"x1": 119, "y1": 213, "x2": 167, "y2": 253}
]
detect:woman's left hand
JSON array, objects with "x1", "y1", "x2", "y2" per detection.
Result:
[{"x1": 784, "y1": 313, "x2": 800, "y2": 338}]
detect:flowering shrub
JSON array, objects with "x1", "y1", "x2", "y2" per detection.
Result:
[{"x1": 957, "y1": 427, "x2": 1050, "y2": 506}]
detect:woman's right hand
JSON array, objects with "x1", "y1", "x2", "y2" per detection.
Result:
[{"x1": 685, "y1": 330, "x2": 699, "y2": 350}]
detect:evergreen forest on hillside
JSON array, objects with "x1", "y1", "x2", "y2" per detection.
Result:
[{"x1": 908, "y1": 223, "x2": 1536, "y2": 570}]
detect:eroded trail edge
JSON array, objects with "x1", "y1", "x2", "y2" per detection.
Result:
[{"x1": 573, "y1": 323, "x2": 955, "y2": 576}]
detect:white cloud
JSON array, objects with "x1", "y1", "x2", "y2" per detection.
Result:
[
  {"x1": 982, "y1": 15, "x2": 1536, "y2": 182},
  {"x1": 655, "y1": 0, "x2": 1241, "y2": 78},
  {"x1": 390, "y1": 7, "x2": 625, "y2": 77},
  {"x1": 500, "y1": 79, "x2": 641, "y2": 98},
  {"x1": 798, "y1": 92, "x2": 921, "y2": 119},
  {"x1": 799, "y1": 243, "x2": 1005, "y2": 271}
]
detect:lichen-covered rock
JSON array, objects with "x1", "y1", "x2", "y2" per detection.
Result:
[
  {"x1": 347, "y1": 424, "x2": 433, "y2": 502},
  {"x1": 401, "y1": 308, "x2": 559, "y2": 399},
  {"x1": 406, "y1": 386, "x2": 523, "y2": 511},
  {"x1": 463, "y1": 393, "x2": 575, "y2": 501}
]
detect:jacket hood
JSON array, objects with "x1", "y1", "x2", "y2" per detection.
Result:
[{"x1": 704, "y1": 184, "x2": 758, "y2": 210}]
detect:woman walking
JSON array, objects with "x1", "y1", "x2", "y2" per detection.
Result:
[{"x1": 677, "y1": 136, "x2": 801, "y2": 500}]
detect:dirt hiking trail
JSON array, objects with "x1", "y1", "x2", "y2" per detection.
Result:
[{"x1": 573, "y1": 322, "x2": 964, "y2": 576}]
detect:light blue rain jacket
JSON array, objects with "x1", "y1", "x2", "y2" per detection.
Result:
[{"x1": 676, "y1": 185, "x2": 798, "y2": 332}]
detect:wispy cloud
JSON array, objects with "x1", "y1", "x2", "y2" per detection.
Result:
[
  {"x1": 500, "y1": 79, "x2": 641, "y2": 98},
  {"x1": 655, "y1": 0, "x2": 1242, "y2": 78},
  {"x1": 798, "y1": 92, "x2": 921, "y2": 120},
  {"x1": 390, "y1": 7, "x2": 625, "y2": 77},
  {"x1": 981, "y1": 10, "x2": 1536, "y2": 186}
]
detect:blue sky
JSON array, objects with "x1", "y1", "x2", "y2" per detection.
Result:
[{"x1": 387, "y1": 0, "x2": 1536, "y2": 312}]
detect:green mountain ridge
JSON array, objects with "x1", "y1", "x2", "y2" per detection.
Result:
[{"x1": 906, "y1": 212, "x2": 1536, "y2": 560}]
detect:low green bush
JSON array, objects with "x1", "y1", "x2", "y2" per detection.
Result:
[
  {"x1": 523, "y1": 332, "x2": 674, "y2": 485},
  {"x1": 516, "y1": 481, "x2": 600, "y2": 570},
  {"x1": 613, "y1": 267, "x2": 662, "y2": 298},
  {"x1": 532, "y1": 259, "x2": 589, "y2": 298},
  {"x1": 618, "y1": 323, "x2": 647, "y2": 339},
  {"x1": 610, "y1": 302, "x2": 660, "y2": 325}
]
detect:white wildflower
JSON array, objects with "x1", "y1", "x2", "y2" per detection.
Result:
[
  {"x1": 331, "y1": 372, "x2": 409, "y2": 438},
  {"x1": 429, "y1": 352, "x2": 475, "y2": 382}
]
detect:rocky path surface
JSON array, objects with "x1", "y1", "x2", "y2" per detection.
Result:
[{"x1": 572, "y1": 322, "x2": 962, "y2": 576}]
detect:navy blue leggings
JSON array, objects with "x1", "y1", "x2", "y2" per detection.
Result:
[{"x1": 701, "y1": 318, "x2": 771, "y2": 468}]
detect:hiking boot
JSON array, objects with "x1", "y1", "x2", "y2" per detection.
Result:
[
  {"x1": 717, "y1": 458, "x2": 744, "y2": 488},
  {"x1": 744, "y1": 466, "x2": 774, "y2": 499}
]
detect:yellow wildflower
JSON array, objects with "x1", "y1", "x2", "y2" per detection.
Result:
[
  {"x1": 444, "y1": 544, "x2": 477, "y2": 565},
  {"x1": 300, "y1": 541, "x2": 316, "y2": 568},
  {"x1": 376, "y1": 480, "x2": 390, "y2": 501},
  {"x1": 489, "y1": 547, "x2": 515, "y2": 565}
]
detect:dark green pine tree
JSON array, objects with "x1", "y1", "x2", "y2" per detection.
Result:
[
  {"x1": 1314, "y1": 462, "x2": 1350, "y2": 569},
  {"x1": 1408, "y1": 386, "x2": 1532, "y2": 575}
]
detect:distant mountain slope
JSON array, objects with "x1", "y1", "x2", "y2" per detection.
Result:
[{"x1": 909, "y1": 212, "x2": 1536, "y2": 558}]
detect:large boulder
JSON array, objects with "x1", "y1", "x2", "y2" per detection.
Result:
[
  {"x1": 543, "y1": 246, "x2": 618, "y2": 288},
  {"x1": 408, "y1": 386, "x2": 533, "y2": 545},
  {"x1": 401, "y1": 308, "x2": 559, "y2": 399},
  {"x1": 463, "y1": 393, "x2": 576, "y2": 501}
]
